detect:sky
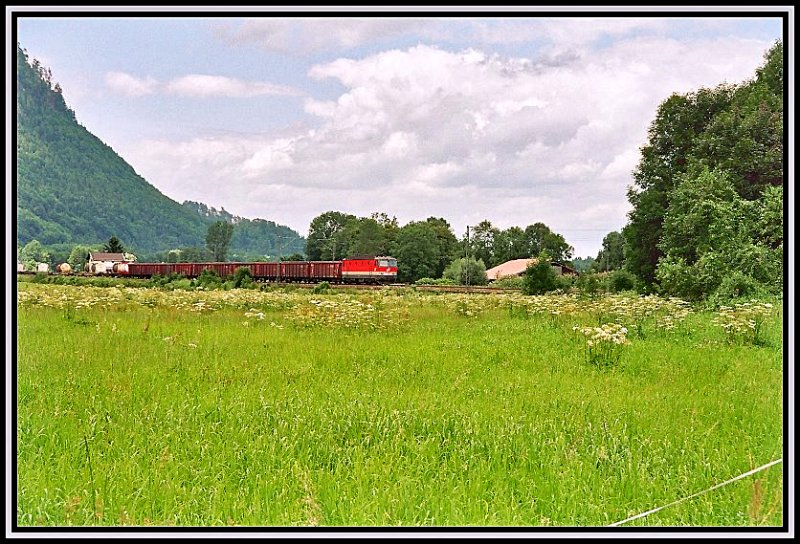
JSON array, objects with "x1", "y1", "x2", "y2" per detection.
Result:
[{"x1": 11, "y1": 7, "x2": 786, "y2": 258}]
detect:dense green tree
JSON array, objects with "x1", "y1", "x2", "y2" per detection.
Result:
[
  {"x1": 624, "y1": 87, "x2": 733, "y2": 285},
  {"x1": 655, "y1": 167, "x2": 780, "y2": 300},
  {"x1": 624, "y1": 41, "x2": 782, "y2": 291},
  {"x1": 425, "y1": 217, "x2": 460, "y2": 277},
  {"x1": 206, "y1": 221, "x2": 234, "y2": 262},
  {"x1": 571, "y1": 256, "x2": 596, "y2": 273},
  {"x1": 468, "y1": 220, "x2": 499, "y2": 268},
  {"x1": 593, "y1": 231, "x2": 625, "y2": 272},
  {"x1": 305, "y1": 211, "x2": 357, "y2": 260},
  {"x1": 103, "y1": 235, "x2": 125, "y2": 253},
  {"x1": 18, "y1": 239, "x2": 50, "y2": 270},
  {"x1": 349, "y1": 217, "x2": 387, "y2": 257},
  {"x1": 67, "y1": 244, "x2": 94, "y2": 270},
  {"x1": 523, "y1": 222, "x2": 573, "y2": 263},
  {"x1": 493, "y1": 226, "x2": 528, "y2": 264},
  {"x1": 395, "y1": 221, "x2": 440, "y2": 283}
]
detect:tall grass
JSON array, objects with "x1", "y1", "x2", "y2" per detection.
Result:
[{"x1": 16, "y1": 284, "x2": 783, "y2": 527}]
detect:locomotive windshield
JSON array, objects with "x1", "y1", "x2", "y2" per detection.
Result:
[{"x1": 378, "y1": 258, "x2": 397, "y2": 268}]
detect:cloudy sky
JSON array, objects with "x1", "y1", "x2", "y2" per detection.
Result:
[{"x1": 13, "y1": 8, "x2": 784, "y2": 258}]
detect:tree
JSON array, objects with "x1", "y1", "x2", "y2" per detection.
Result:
[
  {"x1": 654, "y1": 167, "x2": 779, "y2": 300},
  {"x1": 593, "y1": 231, "x2": 625, "y2": 272},
  {"x1": 425, "y1": 217, "x2": 460, "y2": 277},
  {"x1": 469, "y1": 220, "x2": 499, "y2": 268},
  {"x1": 67, "y1": 244, "x2": 93, "y2": 270},
  {"x1": 103, "y1": 235, "x2": 125, "y2": 253},
  {"x1": 18, "y1": 239, "x2": 50, "y2": 270},
  {"x1": 523, "y1": 222, "x2": 573, "y2": 263},
  {"x1": 350, "y1": 217, "x2": 387, "y2": 257},
  {"x1": 442, "y1": 257, "x2": 488, "y2": 286},
  {"x1": 206, "y1": 220, "x2": 234, "y2": 262},
  {"x1": 493, "y1": 226, "x2": 528, "y2": 264},
  {"x1": 395, "y1": 221, "x2": 440, "y2": 283},
  {"x1": 305, "y1": 211, "x2": 357, "y2": 260},
  {"x1": 624, "y1": 86, "x2": 733, "y2": 286}
]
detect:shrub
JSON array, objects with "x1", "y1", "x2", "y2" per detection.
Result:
[
  {"x1": 576, "y1": 273, "x2": 604, "y2": 297},
  {"x1": 195, "y1": 268, "x2": 222, "y2": 289},
  {"x1": 233, "y1": 266, "x2": 254, "y2": 288},
  {"x1": 491, "y1": 276, "x2": 525, "y2": 290},
  {"x1": 312, "y1": 281, "x2": 331, "y2": 294},
  {"x1": 523, "y1": 259, "x2": 559, "y2": 295},
  {"x1": 443, "y1": 257, "x2": 488, "y2": 286},
  {"x1": 607, "y1": 270, "x2": 637, "y2": 293}
]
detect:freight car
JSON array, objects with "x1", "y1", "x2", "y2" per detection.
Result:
[{"x1": 113, "y1": 256, "x2": 398, "y2": 284}]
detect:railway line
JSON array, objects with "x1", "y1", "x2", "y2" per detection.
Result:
[{"x1": 17, "y1": 272, "x2": 517, "y2": 294}]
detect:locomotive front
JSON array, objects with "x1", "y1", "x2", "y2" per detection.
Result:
[{"x1": 341, "y1": 256, "x2": 398, "y2": 284}]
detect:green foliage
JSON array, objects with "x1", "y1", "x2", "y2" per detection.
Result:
[
  {"x1": 194, "y1": 268, "x2": 222, "y2": 288},
  {"x1": 67, "y1": 244, "x2": 94, "y2": 271},
  {"x1": 593, "y1": 231, "x2": 625, "y2": 272},
  {"x1": 305, "y1": 211, "x2": 357, "y2": 260},
  {"x1": 18, "y1": 239, "x2": 51, "y2": 270},
  {"x1": 625, "y1": 41, "x2": 783, "y2": 296},
  {"x1": 233, "y1": 266, "x2": 254, "y2": 289},
  {"x1": 395, "y1": 221, "x2": 442, "y2": 283},
  {"x1": 205, "y1": 221, "x2": 234, "y2": 262},
  {"x1": 655, "y1": 167, "x2": 781, "y2": 301},
  {"x1": 575, "y1": 272, "x2": 604, "y2": 297},
  {"x1": 571, "y1": 256, "x2": 596, "y2": 274},
  {"x1": 442, "y1": 257, "x2": 488, "y2": 286},
  {"x1": 606, "y1": 270, "x2": 637, "y2": 293},
  {"x1": 490, "y1": 276, "x2": 525, "y2": 290},
  {"x1": 312, "y1": 281, "x2": 331, "y2": 294},
  {"x1": 103, "y1": 236, "x2": 125, "y2": 253},
  {"x1": 414, "y1": 277, "x2": 457, "y2": 286},
  {"x1": 522, "y1": 256, "x2": 559, "y2": 295}
]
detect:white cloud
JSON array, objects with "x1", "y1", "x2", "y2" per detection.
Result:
[
  {"x1": 104, "y1": 71, "x2": 157, "y2": 96},
  {"x1": 115, "y1": 32, "x2": 777, "y2": 258},
  {"x1": 165, "y1": 74, "x2": 300, "y2": 98},
  {"x1": 104, "y1": 72, "x2": 300, "y2": 98},
  {"x1": 215, "y1": 18, "x2": 433, "y2": 53}
]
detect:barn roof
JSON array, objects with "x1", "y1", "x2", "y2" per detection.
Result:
[
  {"x1": 88, "y1": 252, "x2": 127, "y2": 261},
  {"x1": 485, "y1": 258, "x2": 539, "y2": 280},
  {"x1": 486, "y1": 258, "x2": 579, "y2": 280}
]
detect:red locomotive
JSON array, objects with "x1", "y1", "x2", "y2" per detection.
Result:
[{"x1": 113, "y1": 256, "x2": 398, "y2": 284}]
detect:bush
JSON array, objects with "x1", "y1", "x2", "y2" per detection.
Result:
[
  {"x1": 708, "y1": 272, "x2": 764, "y2": 306},
  {"x1": 195, "y1": 268, "x2": 222, "y2": 289},
  {"x1": 233, "y1": 266, "x2": 254, "y2": 288},
  {"x1": 443, "y1": 257, "x2": 488, "y2": 286},
  {"x1": 491, "y1": 276, "x2": 525, "y2": 290},
  {"x1": 312, "y1": 281, "x2": 331, "y2": 294},
  {"x1": 607, "y1": 270, "x2": 637, "y2": 293},
  {"x1": 522, "y1": 259, "x2": 559, "y2": 295},
  {"x1": 415, "y1": 277, "x2": 457, "y2": 286}
]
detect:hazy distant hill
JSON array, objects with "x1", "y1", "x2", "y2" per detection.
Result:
[{"x1": 16, "y1": 44, "x2": 304, "y2": 258}]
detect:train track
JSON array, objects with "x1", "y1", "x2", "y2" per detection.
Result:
[{"x1": 17, "y1": 272, "x2": 517, "y2": 294}]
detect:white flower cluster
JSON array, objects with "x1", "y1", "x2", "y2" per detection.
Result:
[
  {"x1": 713, "y1": 301, "x2": 775, "y2": 343},
  {"x1": 573, "y1": 323, "x2": 630, "y2": 347}
]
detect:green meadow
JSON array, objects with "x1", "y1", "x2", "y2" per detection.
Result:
[{"x1": 16, "y1": 282, "x2": 783, "y2": 527}]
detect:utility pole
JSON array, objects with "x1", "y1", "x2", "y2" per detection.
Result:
[{"x1": 465, "y1": 225, "x2": 470, "y2": 287}]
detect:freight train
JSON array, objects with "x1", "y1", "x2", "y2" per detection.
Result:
[{"x1": 110, "y1": 256, "x2": 399, "y2": 284}]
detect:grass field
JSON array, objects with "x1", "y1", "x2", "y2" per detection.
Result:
[{"x1": 15, "y1": 282, "x2": 784, "y2": 527}]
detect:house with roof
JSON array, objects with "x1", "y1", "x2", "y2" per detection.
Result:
[{"x1": 485, "y1": 258, "x2": 578, "y2": 282}]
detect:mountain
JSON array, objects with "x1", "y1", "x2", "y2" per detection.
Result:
[
  {"x1": 181, "y1": 201, "x2": 306, "y2": 258},
  {"x1": 15, "y1": 44, "x2": 304, "y2": 258}
]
